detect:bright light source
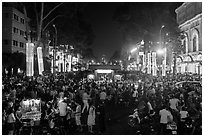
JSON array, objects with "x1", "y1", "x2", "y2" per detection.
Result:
[
  {"x1": 161, "y1": 25, "x2": 165, "y2": 28},
  {"x1": 157, "y1": 48, "x2": 166, "y2": 54},
  {"x1": 88, "y1": 74, "x2": 95, "y2": 79},
  {"x1": 131, "y1": 48, "x2": 137, "y2": 53},
  {"x1": 157, "y1": 49, "x2": 165, "y2": 54},
  {"x1": 141, "y1": 40, "x2": 144, "y2": 45},
  {"x1": 96, "y1": 69, "x2": 113, "y2": 73}
]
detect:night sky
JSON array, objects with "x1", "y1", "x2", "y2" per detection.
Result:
[
  {"x1": 83, "y1": 3, "x2": 123, "y2": 60},
  {"x1": 82, "y1": 2, "x2": 182, "y2": 60},
  {"x1": 19, "y1": 2, "x2": 182, "y2": 60}
]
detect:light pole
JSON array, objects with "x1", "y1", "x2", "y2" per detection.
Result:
[
  {"x1": 53, "y1": 24, "x2": 57, "y2": 78},
  {"x1": 63, "y1": 45, "x2": 68, "y2": 81},
  {"x1": 160, "y1": 25, "x2": 165, "y2": 47}
]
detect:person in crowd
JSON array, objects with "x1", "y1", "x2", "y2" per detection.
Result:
[
  {"x1": 87, "y1": 101, "x2": 96, "y2": 133},
  {"x1": 58, "y1": 99, "x2": 68, "y2": 129},
  {"x1": 6, "y1": 108, "x2": 16, "y2": 135},
  {"x1": 75, "y1": 102, "x2": 82, "y2": 132},
  {"x1": 15, "y1": 106, "x2": 23, "y2": 135},
  {"x1": 97, "y1": 101, "x2": 106, "y2": 133},
  {"x1": 100, "y1": 88, "x2": 107, "y2": 103},
  {"x1": 82, "y1": 89, "x2": 90, "y2": 113},
  {"x1": 159, "y1": 105, "x2": 173, "y2": 135}
]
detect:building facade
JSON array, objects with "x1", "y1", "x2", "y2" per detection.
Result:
[
  {"x1": 2, "y1": 6, "x2": 29, "y2": 54},
  {"x1": 175, "y1": 2, "x2": 202, "y2": 74}
]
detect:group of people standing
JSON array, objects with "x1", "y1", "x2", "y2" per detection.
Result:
[{"x1": 2, "y1": 72, "x2": 202, "y2": 135}]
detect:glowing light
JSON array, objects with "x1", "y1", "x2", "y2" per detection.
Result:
[
  {"x1": 88, "y1": 74, "x2": 95, "y2": 79},
  {"x1": 157, "y1": 48, "x2": 166, "y2": 54},
  {"x1": 131, "y1": 48, "x2": 137, "y2": 53},
  {"x1": 96, "y1": 69, "x2": 113, "y2": 73},
  {"x1": 141, "y1": 40, "x2": 144, "y2": 45}
]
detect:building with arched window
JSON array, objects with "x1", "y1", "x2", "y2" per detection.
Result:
[{"x1": 175, "y1": 2, "x2": 202, "y2": 74}]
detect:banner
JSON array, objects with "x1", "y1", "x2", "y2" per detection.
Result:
[
  {"x1": 67, "y1": 54, "x2": 72, "y2": 72},
  {"x1": 162, "y1": 48, "x2": 167, "y2": 76},
  {"x1": 37, "y1": 47, "x2": 44, "y2": 75},
  {"x1": 26, "y1": 43, "x2": 34, "y2": 76},
  {"x1": 152, "y1": 52, "x2": 157, "y2": 76},
  {"x1": 147, "y1": 53, "x2": 151, "y2": 74},
  {"x1": 21, "y1": 99, "x2": 41, "y2": 121}
]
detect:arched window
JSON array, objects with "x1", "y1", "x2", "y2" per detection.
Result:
[
  {"x1": 183, "y1": 40, "x2": 186, "y2": 53},
  {"x1": 193, "y1": 36, "x2": 197, "y2": 52},
  {"x1": 182, "y1": 33, "x2": 188, "y2": 53},
  {"x1": 188, "y1": 39, "x2": 191, "y2": 52},
  {"x1": 191, "y1": 29, "x2": 199, "y2": 52}
]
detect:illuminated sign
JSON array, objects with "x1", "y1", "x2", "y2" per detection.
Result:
[
  {"x1": 95, "y1": 69, "x2": 113, "y2": 73},
  {"x1": 147, "y1": 53, "x2": 151, "y2": 74},
  {"x1": 67, "y1": 55, "x2": 72, "y2": 72},
  {"x1": 21, "y1": 99, "x2": 41, "y2": 120},
  {"x1": 37, "y1": 47, "x2": 44, "y2": 75},
  {"x1": 26, "y1": 43, "x2": 34, "y2": 76},
  {"x1": 152, "y1": 52, "x2": 157, "y2": 76},
  {"x1": 87, "y1": 74, "x2": 95, "y2": 80}
]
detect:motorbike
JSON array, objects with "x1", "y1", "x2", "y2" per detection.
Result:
[{"x1": 128, "y1": 108, "x2": 156, "y2": 134}]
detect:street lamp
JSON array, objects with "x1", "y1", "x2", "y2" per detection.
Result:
[
  {"x1": 160, "y1": 25, "x2": 165, "y2": 47},
  {"x1": 52, "y1": 24, "x2": 57, "y2": 77}
]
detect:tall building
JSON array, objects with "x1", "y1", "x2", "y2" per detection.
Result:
[
  {"x1": 175, "y1": 2, "x2": 202, "y2": 74},
  {"x1": 2, "y1": 5, "x2": 29, "y2": 54}
]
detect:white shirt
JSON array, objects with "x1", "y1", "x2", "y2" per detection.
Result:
[
  {"x1": 169, "y1": 98, "x2": 179, "y2": 110},
  {"x1": 159, "y1": 109, "x2": 172, "y2": 124},
  {"x1": 180, "y1": 111, "x2": 188, "y2": 119},
  {"x1": 147, "y1": 101, "x2": 153, "y2": 111},
  {"x1": 132, "y1": 90, "x2": 138, "y2": 98},
  {"x1": 82, "y1": 92, "x2": 90, "y2": 100},
  {"x1": 58, "y1": 101, "x2": 67, "y2": 116}
]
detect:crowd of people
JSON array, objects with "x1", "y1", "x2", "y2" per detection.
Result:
[{"x1": 2, "y1": 72, "x2": 202, "y2": 135}]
